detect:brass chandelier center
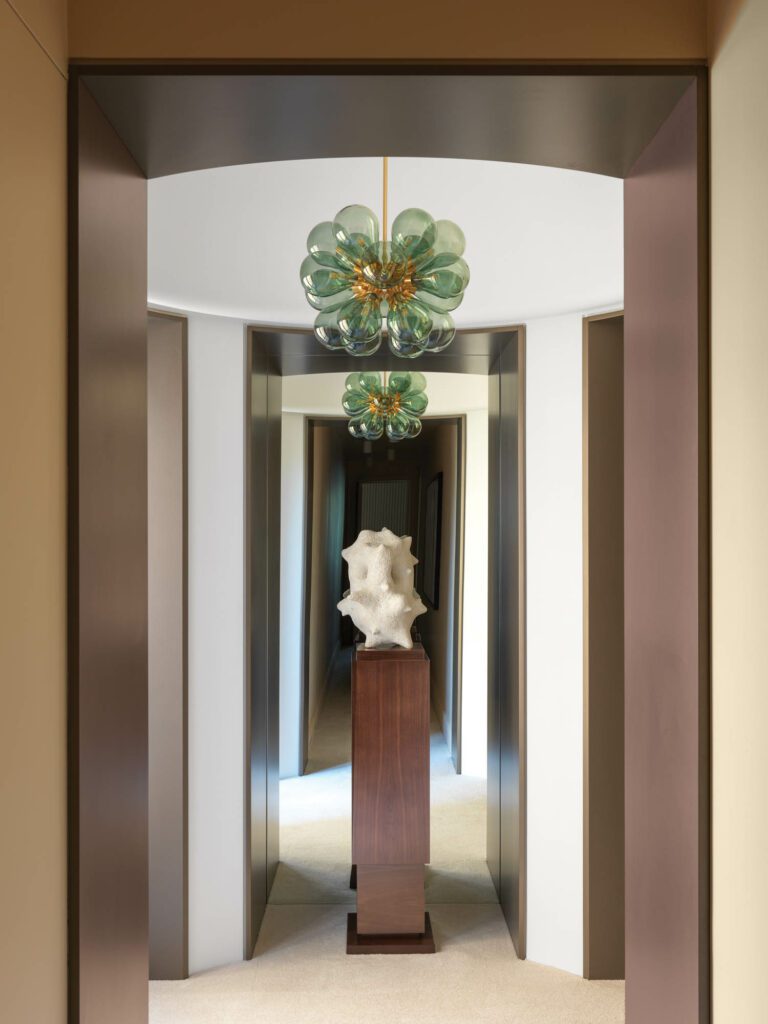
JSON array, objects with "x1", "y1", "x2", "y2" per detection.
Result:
[
  {"x1": 367, "y1": 387, "x2": 403, "y2": 417},
  {"x1": 350, "y1": 258, "x2": 417, "y2": 307}
]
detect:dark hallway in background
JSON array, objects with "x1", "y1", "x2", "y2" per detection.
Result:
[{"x1": 302, "y1": 416, "x2": 464, "y2": 768}]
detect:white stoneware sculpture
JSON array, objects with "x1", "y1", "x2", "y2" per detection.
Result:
[{"x1": 338, "y1": 528, "x2": 427, "y2": 649}]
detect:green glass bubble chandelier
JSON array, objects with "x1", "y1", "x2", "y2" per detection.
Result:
[
  {"x1": 300, "y1": 158, "x2": 469, "y2": 358},
  {"x1": 342, "y1": 371, "x2": 428, "y2": 441}
]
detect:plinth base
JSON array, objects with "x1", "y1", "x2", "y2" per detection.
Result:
[{"x1": 346, "y1": 912, "x2": 436, "y2": 954}]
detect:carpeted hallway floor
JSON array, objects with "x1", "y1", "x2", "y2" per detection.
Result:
[{"x1": 150, "y1": 648, "x2": 624, "y2": 1024}]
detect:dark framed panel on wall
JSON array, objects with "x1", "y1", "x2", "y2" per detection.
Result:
[{"x1": 422, "y1": 472, "x2": 443, "y2": 610}]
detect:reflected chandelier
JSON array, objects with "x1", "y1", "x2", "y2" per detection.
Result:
[
  {"x1": 342, "y1": 371, "x2": 428, "y2": 441},
  {"x1": 299, "y1": 158, "x2": 470, "y2": 358}
]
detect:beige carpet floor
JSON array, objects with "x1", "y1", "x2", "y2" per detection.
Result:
[{"x1": 150, "y1": 648, "x2": 624, "y2": 1024}]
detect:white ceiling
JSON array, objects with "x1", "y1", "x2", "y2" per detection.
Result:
[{"x1": 148, "y1": 158, "x2": 623, "y2": 327}]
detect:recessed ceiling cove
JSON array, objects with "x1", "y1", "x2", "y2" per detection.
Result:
[{"x1": 148, "y1": 157, "x2": 623, "y2": 326}]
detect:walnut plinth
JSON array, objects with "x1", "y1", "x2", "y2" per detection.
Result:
[{"x1": 348, "y1": 644, "x2": 435, "y2": 954}]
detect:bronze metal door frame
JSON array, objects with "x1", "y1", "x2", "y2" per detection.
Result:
[
  {"x1": 582, "y1": 310, "x2": 625, "y2": 980},
  {"x1": 69, "y1": 63, "x2": 709, "y2": 1024},
  {"x1": 146, "y1": 310, "x2": 189, "y2": 981},
  {"x1": 487, "y1": 330, "x2": 527, "y2": 956}
]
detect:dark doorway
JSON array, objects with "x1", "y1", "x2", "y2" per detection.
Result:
[
  {"x1": 301, "y1": 416, "x2": 466, "y2": 772},
  {"x1": 245, "y1": 327, "x2": 524, "y2": 958}
]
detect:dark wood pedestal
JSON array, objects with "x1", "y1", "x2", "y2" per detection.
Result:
[{"x1": 347, "y1": 644, "x2": 435, "y2": 954}]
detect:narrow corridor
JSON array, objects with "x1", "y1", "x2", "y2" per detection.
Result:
[{"x1": 149, "y1": 648, "x2": 624, "y2": 1024}]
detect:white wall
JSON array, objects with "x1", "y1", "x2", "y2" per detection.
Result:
[
  {"x1": 525, "y1": 313, "x2": 584, "y2": 975},
  {"x1": 148, "y1": 159, "x2": 622, "y2": 327},
  {"x1": 279, "y1": 413, "x2": 305, "y2": 778},
  {"x1": 187, "y1": 312, "x2": 245, "y2": 972},
  {"x1": 460, "y1": 409, "x2": 489, "y2": 776},
  {"x1": 184, "y1": 320, "x2": 587, "y2": 976},
  {"x1": 279, "y1": 373, "x2": 488, "y2": 779}
]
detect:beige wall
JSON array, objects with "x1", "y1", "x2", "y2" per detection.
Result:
[
  {"x1": 710, "y1": 1, "x2": 768, "y2": 1020},
  {"x1": 67, "y1": 0, "x2": 706, "y2": 61},
  {"x1": 0, "y1": 0, "x2": 68, "y2": 1021}
]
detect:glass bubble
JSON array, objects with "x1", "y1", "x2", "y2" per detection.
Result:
[
  {"x1": 388, "y1": 334, "x2": 425, "y2": 359},
  {"x1": 400, "y1": 390, "x2": 428, "y2": 414},
  {"x1": 388, "y1": 371, "x2": 413, "y2": 395},
  {"x1": 300, "y1": 254, "x2": 352, "y2": 297},
  {"x1": 345, "y1": 334, "x2": 382, "y2": 358},
  {"x1": 345, "y1": 371, "x2": 381, "y2": 394},
  {"x1": 387, "y1": 298, "x2": 432, "y2": 345},
  {"x1": 307, "y1": 221, "x2": 354, "y2": 270},
  {"x1": 414, "y1": 257, "x2": 470, "y2": 299},
  {"x1": 385, "y1": 410, "x2": 411, "y2": 441},
  {"x1": 387, "y1": 410, "x2": 423, "y2": 441},
  {"x1": 389, "y1": 370, "x2": 426, "y2": 395},
  {"x1": 333, "y1": 205, "x2": 380, "y2": 255},
  {"x1": 305, "y1": 287, "x2": 355, "y2": 312},
  {"x1": 433, "y1": 219, "x2": 466, "y2": 258},
  {"x1": 414, "y1": 251, "x2": 463, "y2": 272},
  {"x1": 420, "y1": 312, "x2": 456, "y2": 353},
  {"x1": 313, "y1": 309, "x2": 346, "y2": 350},
  {"x1": 342, "y1": 390, "x2": 370, "y2": 415},
  {"x1": 391, "y1": 208, "x2": 437, "y2": 262},
  {"x1": 349, "y1": 410, "x2": 384, "y2": 440},
  {"x1": 338, "y1": 296, "x2": 381, "y2": 344},
  {"x1": 405, "y1": 415, "x2": 423, "y2": 438},
  {"x1": 413, "y1": 288, "x2": 464, "y2": 313}
]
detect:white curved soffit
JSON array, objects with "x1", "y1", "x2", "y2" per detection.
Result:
[{"x1": 149, "y1": 157, "x2": 623, "y2": 327}]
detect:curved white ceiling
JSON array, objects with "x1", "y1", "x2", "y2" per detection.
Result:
[{"x1": 148, "y1": 158, "x2": 622, "y2": 326}]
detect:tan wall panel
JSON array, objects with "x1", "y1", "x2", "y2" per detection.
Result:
[
  {"x1": 710, "y1": 2, "x2": 768, "y2": 1021},
  {"x1": 0, "y1": 3, "x2": 67, "y2": 1022},
  {"x1": 623, "y1": 83, "x2": 705, "y2": 1024},
  {"x1": 67, "y1": 0, "x2": 706, "y2": 61},
  {"x1": 11, "y1": 0, "x2": 68, "y2": 71}
]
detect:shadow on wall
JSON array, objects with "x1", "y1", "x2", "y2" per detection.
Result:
[{"x1": 306, "y1": 422, "x2": 346, "y2": 757}]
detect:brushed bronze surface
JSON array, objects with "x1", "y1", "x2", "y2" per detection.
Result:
[
  {"x1": 79, "y1": 71, "x2": 694, "y2": 181},
  {"x1": 582, "y1": 312, "x2": 624, "y2": 981},
  {"x1": 245, "y1": 335, "x2": 283, "y2": 956},
  {"x1": 147, "y1": 311, "x2": 188, "y2": 981},
  {"x1": 70, "y1": 80, "x2": 149, "y2": 1024},
  {"x1": 624, "y1": 82, "x2": 709, "y2": 1023}
]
